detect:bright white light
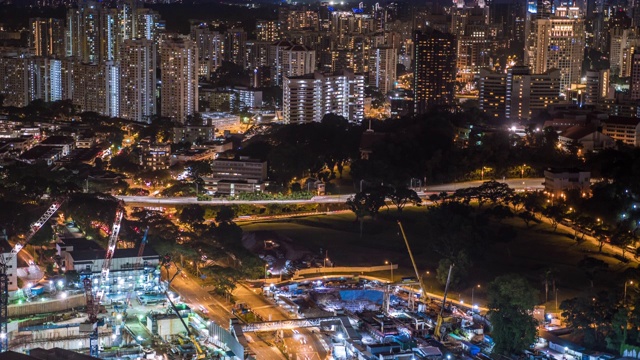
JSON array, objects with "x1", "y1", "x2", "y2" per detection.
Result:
[
  {"x1": 57, "y1": 280, "x2": 63, "y2": 287},
  {"x1": 337, "y1": 333, "x2": 343, "y2": 340},
  {"x1": 60, "y1": 292, "x2": 67, "y2": 299},
  {"x1": 137, "y1": 336, "x2": 143, "y2": 341}
]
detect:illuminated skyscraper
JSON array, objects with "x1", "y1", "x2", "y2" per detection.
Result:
[
  {"x1": 528, "y1": 7, "x2": 585, "y2": 93},
  {"x1": 160, "y1": 38, "x2": 198, "y2": 124},
  {"x1": 412, "y1": 28, "x2": 456, "y2": 114}
]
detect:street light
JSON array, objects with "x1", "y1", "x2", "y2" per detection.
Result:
[
  {"x1": 625, "y1": 280, "x2": 634, "y2": 306},
  {"x1": 472, "y1": 284, "x2": 480, "y2": 307},
  {"x1": 385, "y1": 261, "x2": 393, "y2": 282},
  {"x1": 521, "y1": 164, "x2": 526, "y2": 179},
  {"x1": 264, "y1": 264, "x2": 269, "y2": 282}
]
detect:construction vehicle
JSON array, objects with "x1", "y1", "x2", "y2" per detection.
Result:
[
  {"x1": 397, "y1": 220, "x2": 455, "y2": 340},
  {"x1": 0, "y1": 200, "x2": 65, "y2": 353},
  {"x1": 162, "y1": 257, "x2": 206, "y2": 360}
]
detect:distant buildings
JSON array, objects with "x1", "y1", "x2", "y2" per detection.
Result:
[
  {"x1": 283, "y1": 70, "x2": 365, "y2": 124},
  {"x1": 413, "y1": 28, "x2": 456, "y2": 115}
]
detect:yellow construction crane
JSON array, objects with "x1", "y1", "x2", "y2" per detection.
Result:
[{"x1": 397, "y1": 221, "x2": 454, "y2": 340}]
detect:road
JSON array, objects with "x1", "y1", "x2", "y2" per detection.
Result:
[
  {"x1": 168, "y1": 272, "x2": 326, "y2": 360},
  {"x1": 117, "y1": 178, "x2": 545, "y2": 206}
]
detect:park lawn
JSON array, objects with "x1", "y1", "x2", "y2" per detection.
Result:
[{"x1": 240, "y1": 207, "x2": 633, "y2": 307}]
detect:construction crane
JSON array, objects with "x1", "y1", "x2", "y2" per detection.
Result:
[
  {"x1": 162, "y1": 258, "x2": 206, "y2": 360},
  {"x1": 0, "y1": 200, "x2": 64, "y2": 353},
  {"x1": 82, "y1": 207, "x2": 124, "y2": 357},
  {"x1": 3, "y1": 200, "x2": 64, "y2": 264},
  {"x1": 397, "y1": 220, "x2": 454, "y2": 340},
  {"x1": 397, "y1": 221, "x2": 429, "y2": 303}
]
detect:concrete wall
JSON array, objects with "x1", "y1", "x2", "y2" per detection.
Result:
[
  {"x1": 8, "y1": 294, "x2": 85, "y2": 317},
  {"x1": 9, "y1": 326, "x2": 113, "y2": 353}
]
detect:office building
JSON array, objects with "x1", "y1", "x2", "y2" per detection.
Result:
[
  {"x1": 413, "y1": 28, "x2": 456, "y2": 114},
  {"x1": 120, "y1": 39, "x2": 156, "y2": 123},
  {"x1": 368, "y1": 47, "x2": 397, "y2": 95},
  {"x1": 505, "y1": 66, "x2": 561, "y2": 120},
  {"x1": 283, "y1": 70, "x2": 365, "y2": 124},
  {"x1": 160, "y1": 38, "x2": 199, "y2": 124},
  {"x1": 203, "y1": 157, "x2": 268, "y2": 196}
]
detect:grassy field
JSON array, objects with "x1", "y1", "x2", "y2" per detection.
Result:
[{"x1": 240, "y1": 207, "x2": 633, "y2": 308}]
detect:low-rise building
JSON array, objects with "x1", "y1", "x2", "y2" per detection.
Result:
[
  {"x1": 558, "y1": 125, "x2": 614, "y2": 152},
  {"x1": 543, "y1": 168, "x2": 591, "y2": 196},
  {"x1": 601, "y1": 116, "x2": 640, "y2": 146},
  {"x1": 65, "y1": 245, "x2": 160, "y2": 295},
  {"x1": 202, "y1": 157, "x2": 267, "y2": 195},
  {"x1": 0, "y1": 235, "x2": 18, "y2": 291},
  {"x1": 170, "y1": 149, "x2": 215, "y2": 165},
  {"x1": 141, "y1": 143, "x2": 171, "y2": 170},
  {"x1": 39, "y1": 135, "x2": 75, "y2": 157}
]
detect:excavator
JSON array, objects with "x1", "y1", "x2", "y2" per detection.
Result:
[
  {"x1": 397, "y1": 220, "x2": 455, "y2": 340},
  {"x1": 162, "y1": 256, "x2": 206, "y2": 360}
]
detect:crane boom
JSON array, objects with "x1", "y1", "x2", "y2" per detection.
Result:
[
  {"x1": 98, "y1": 209, "x2": 124, "y2": 297},
  {"x1": 5, "y1": 201, "x2": 64, "y2": 262},
  {"x1": 397, "y1": 221, "x2": 429, "y2": 301}
]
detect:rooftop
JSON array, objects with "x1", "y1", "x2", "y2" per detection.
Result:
[
  {"x1": 40, "y1": 136, "x2": 75, "y2": 145},
  {"x1": 601, "y1": 116, "x2": 640, "y2": 126}
]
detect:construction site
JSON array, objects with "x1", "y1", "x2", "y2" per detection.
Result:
[
  {"x1": 0, "y1": 199, "x2": 244, "y2": 360},
  {"x1": 0, "y1": 202, "x2": 523, "y2": 360}
]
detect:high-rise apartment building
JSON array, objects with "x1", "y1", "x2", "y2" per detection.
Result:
[
  {"x1": 0, "y1": 57, "x2": 30, "y2": 107},
  {"x1": 120, "y1": 39, "x2": 156, "y2": 123},
  {"x1": 528, "y1": 6, "x2": 585, "y2": 93},
  {"x1": 160, "y1": 38, "x2": 198, "y2": 124},
  {"x1": 225, "y1": 28, "x2": 247, "y2": 65},
  {"x1": 631, "y1": 53, "x2": 640, "y2": 101},
  {"x1": 368, "y1": 47, "x2": 397, "y2": 95},
  {"x1": 282, "y1": 44, "x2": 316, "y2": 79},
  {"x1": 68, "y1": 61, "x2": 120, "y2": 117},
  {"x1": 256, "y1": 20, "x2": 281, "y2": 42},
  {"x1": 29, "y1": 18, "x2": 65, "y2": 57},
  {"x1": 283, "y1": 70, "x2": 364, "y2": 124},
  {"x1": 505, "y1": 66, "x2": 561, "y2": 120},
  {"x1": 413, "y1": 28, "x2": 456, "y2": 115},
  {"x1": 190, "y1": 24, "x2": 224, "y2": 79}
]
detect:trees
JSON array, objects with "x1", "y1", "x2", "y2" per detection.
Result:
[
  {"x1": 387, "y1": 187, "x2": 421, "y2": 213},
  {"x1": 179, "y1": 205, "x2": 205, "y2": 225},
  {"x1": 578, "y1": 256, "x2": 609, "y2": 288},
  {"x1": 560, "y1": 291, "x2": 618, "y2": 349},
  {"x1": 215, "y1": 206, "x2": 235, "y2": 224},
  {"x1": 487, "y1": 274, "x2": 539, "y2": 355}
]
